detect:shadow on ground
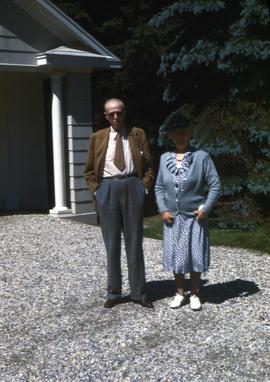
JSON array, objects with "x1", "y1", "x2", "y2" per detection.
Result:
[
  {"x1": 202, "y1": 278, "x2": 260, "y2": 304},
  {"x1": 146, "y1": 278, "x2": 260, "y2": 304}
]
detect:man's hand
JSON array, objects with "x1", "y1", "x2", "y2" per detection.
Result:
[
  {"x1": 193, "y1": 209, "x2": 208, "y2": 220},
  {"x1": 161, "y1": 211, "x2": 174, "y2": 224}
]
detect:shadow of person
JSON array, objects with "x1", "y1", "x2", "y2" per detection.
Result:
[
  {"x1": 201, "y1": 279, "x2": 260, "y2": 304},
  {"x1": 146, "y1": 278, "x2": 260, "y2": 304}
]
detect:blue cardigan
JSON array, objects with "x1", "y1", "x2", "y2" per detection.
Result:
[{"x1": 155, "y1": 148, "x2": 221, "y2": 217}]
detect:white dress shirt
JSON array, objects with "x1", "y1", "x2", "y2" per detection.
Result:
[{"x1": 103, "y1": 127, "x2": 135, "y2": 177}]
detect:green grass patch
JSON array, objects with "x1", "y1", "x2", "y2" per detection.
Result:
[{"x1": 143, "y1": 215, "x2": 270, "y2": 255}]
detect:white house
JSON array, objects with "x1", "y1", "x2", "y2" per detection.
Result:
[{"x1": 0, "y1": 0, "x2": 121, "y2": 219}]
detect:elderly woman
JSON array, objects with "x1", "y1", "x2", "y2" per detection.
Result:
[{"x1": 155, "y1": 112, "x2": 221, "y2": 310}]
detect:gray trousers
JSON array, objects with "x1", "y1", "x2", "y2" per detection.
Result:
[{"x1": 95, "y1": 176, "x2": 146, "y2": 301}]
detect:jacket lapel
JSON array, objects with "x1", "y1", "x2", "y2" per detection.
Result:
[
  {"x1": 97, "y1": 128, "x2": 110, "y2": 179},
  {"x1": 127, "y1": 127, "x2": 139, "y2": 158},
  {"x1": 97, "y1": 128, "x2": 110, "y2": 154}
]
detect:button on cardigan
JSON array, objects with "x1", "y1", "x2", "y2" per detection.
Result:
[{"x1": 155, "y1": 148, "x2": 221, "y2": 217}]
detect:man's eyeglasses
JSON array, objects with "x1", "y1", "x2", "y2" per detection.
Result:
[{"x1": 106, "y1": 111, "x2": 124, "y2": 118}]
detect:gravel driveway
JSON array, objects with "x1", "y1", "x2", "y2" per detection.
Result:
[{"x1": 0, "y1": 214, "x2": 269, "y2": 382}]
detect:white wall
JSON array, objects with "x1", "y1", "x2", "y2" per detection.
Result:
[{"x1": 65, "y1": 73, "x2": 95, "y2": 216}]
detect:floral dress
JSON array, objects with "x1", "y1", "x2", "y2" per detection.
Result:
[{"x1": 163, "y1": 152, "x2": 210, "y2": 274}]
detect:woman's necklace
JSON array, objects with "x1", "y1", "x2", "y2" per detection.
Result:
[{"x1": 176, "y1": 153, "x2": 185, "y2": 162}]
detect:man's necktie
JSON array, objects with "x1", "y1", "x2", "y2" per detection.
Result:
[{"x1": 114, "y1": 132, "x2": 126, "y2": 171}]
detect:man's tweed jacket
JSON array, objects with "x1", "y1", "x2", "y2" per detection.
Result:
[{"x1": 84, "y1": 126, "x2": 154, "y2": 195}]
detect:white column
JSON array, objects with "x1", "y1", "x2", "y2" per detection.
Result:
[{"x1": 49, "y1": 73, "x2": 71, "y2": 215}]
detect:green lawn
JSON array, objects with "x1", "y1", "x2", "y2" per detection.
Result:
[{"x1": 143, "y1": 215, "x2": 270, "y2": 255}]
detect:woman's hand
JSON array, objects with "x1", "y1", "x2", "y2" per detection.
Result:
[
  {"x1": 161, "y1": 211, "x2": 174, "y2": 224},
  {"x1": 193, "y1": 209, "x2": 208, "y2": 220}
]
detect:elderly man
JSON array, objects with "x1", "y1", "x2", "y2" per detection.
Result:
[{"x1": 84, "y1": 98, "x2": 154, "y2": 308}]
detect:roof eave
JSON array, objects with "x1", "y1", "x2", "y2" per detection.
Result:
[
  {"x1": 36, "y1": 52, "x2": 121, "y2": 70},
  {"x1": 14, "y1": 0, "x2": 121, "y2": 64}
]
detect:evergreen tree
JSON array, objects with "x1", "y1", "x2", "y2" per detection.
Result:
[
  {"x1": 151, "y1": 0, "x2": 270, "y2": 228},
  {"x1": 53, "y1": 0, "x2": 91, "y2": 29},
  {"x1": 88, "y1": 0, "x2": 172, "y2": 135},
  {"x1": 53, "y1": 0, "x2": 172, "y2": 134}
]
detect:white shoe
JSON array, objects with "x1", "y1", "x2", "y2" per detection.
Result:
[
  {"x1": 170, "y1": 293, "x2": 185, "y2": 309},
  {"x1": 190, "y1": 295, "x2": 202, "y2": 311}
]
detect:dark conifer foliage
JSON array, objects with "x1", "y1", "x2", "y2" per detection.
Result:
[
  {"x1": 151, "y1": 0, "x2": 270, "y2": 227},
  {"x1": 53, "y1": 0, "x2": 270, "y2": 227},
  {"x1": 53, "y1": 0, "x2": 172, "y2": 132}
]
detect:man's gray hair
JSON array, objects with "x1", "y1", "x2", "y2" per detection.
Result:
[{"x1": 104, "y1": 98, "x2": 125, "y2": 112}]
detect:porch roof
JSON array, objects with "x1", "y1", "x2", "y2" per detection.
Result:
[{"x1": 0, "y1": 0, "x2": 121, "y2": 72}]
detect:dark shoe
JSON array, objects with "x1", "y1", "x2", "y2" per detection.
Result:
[
  {"x1": 133, "y1": 298, "x2": 154, "y2": 309},
  {"x1": 104, "y1": 299, "x2": 119, "y2": 308}
]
